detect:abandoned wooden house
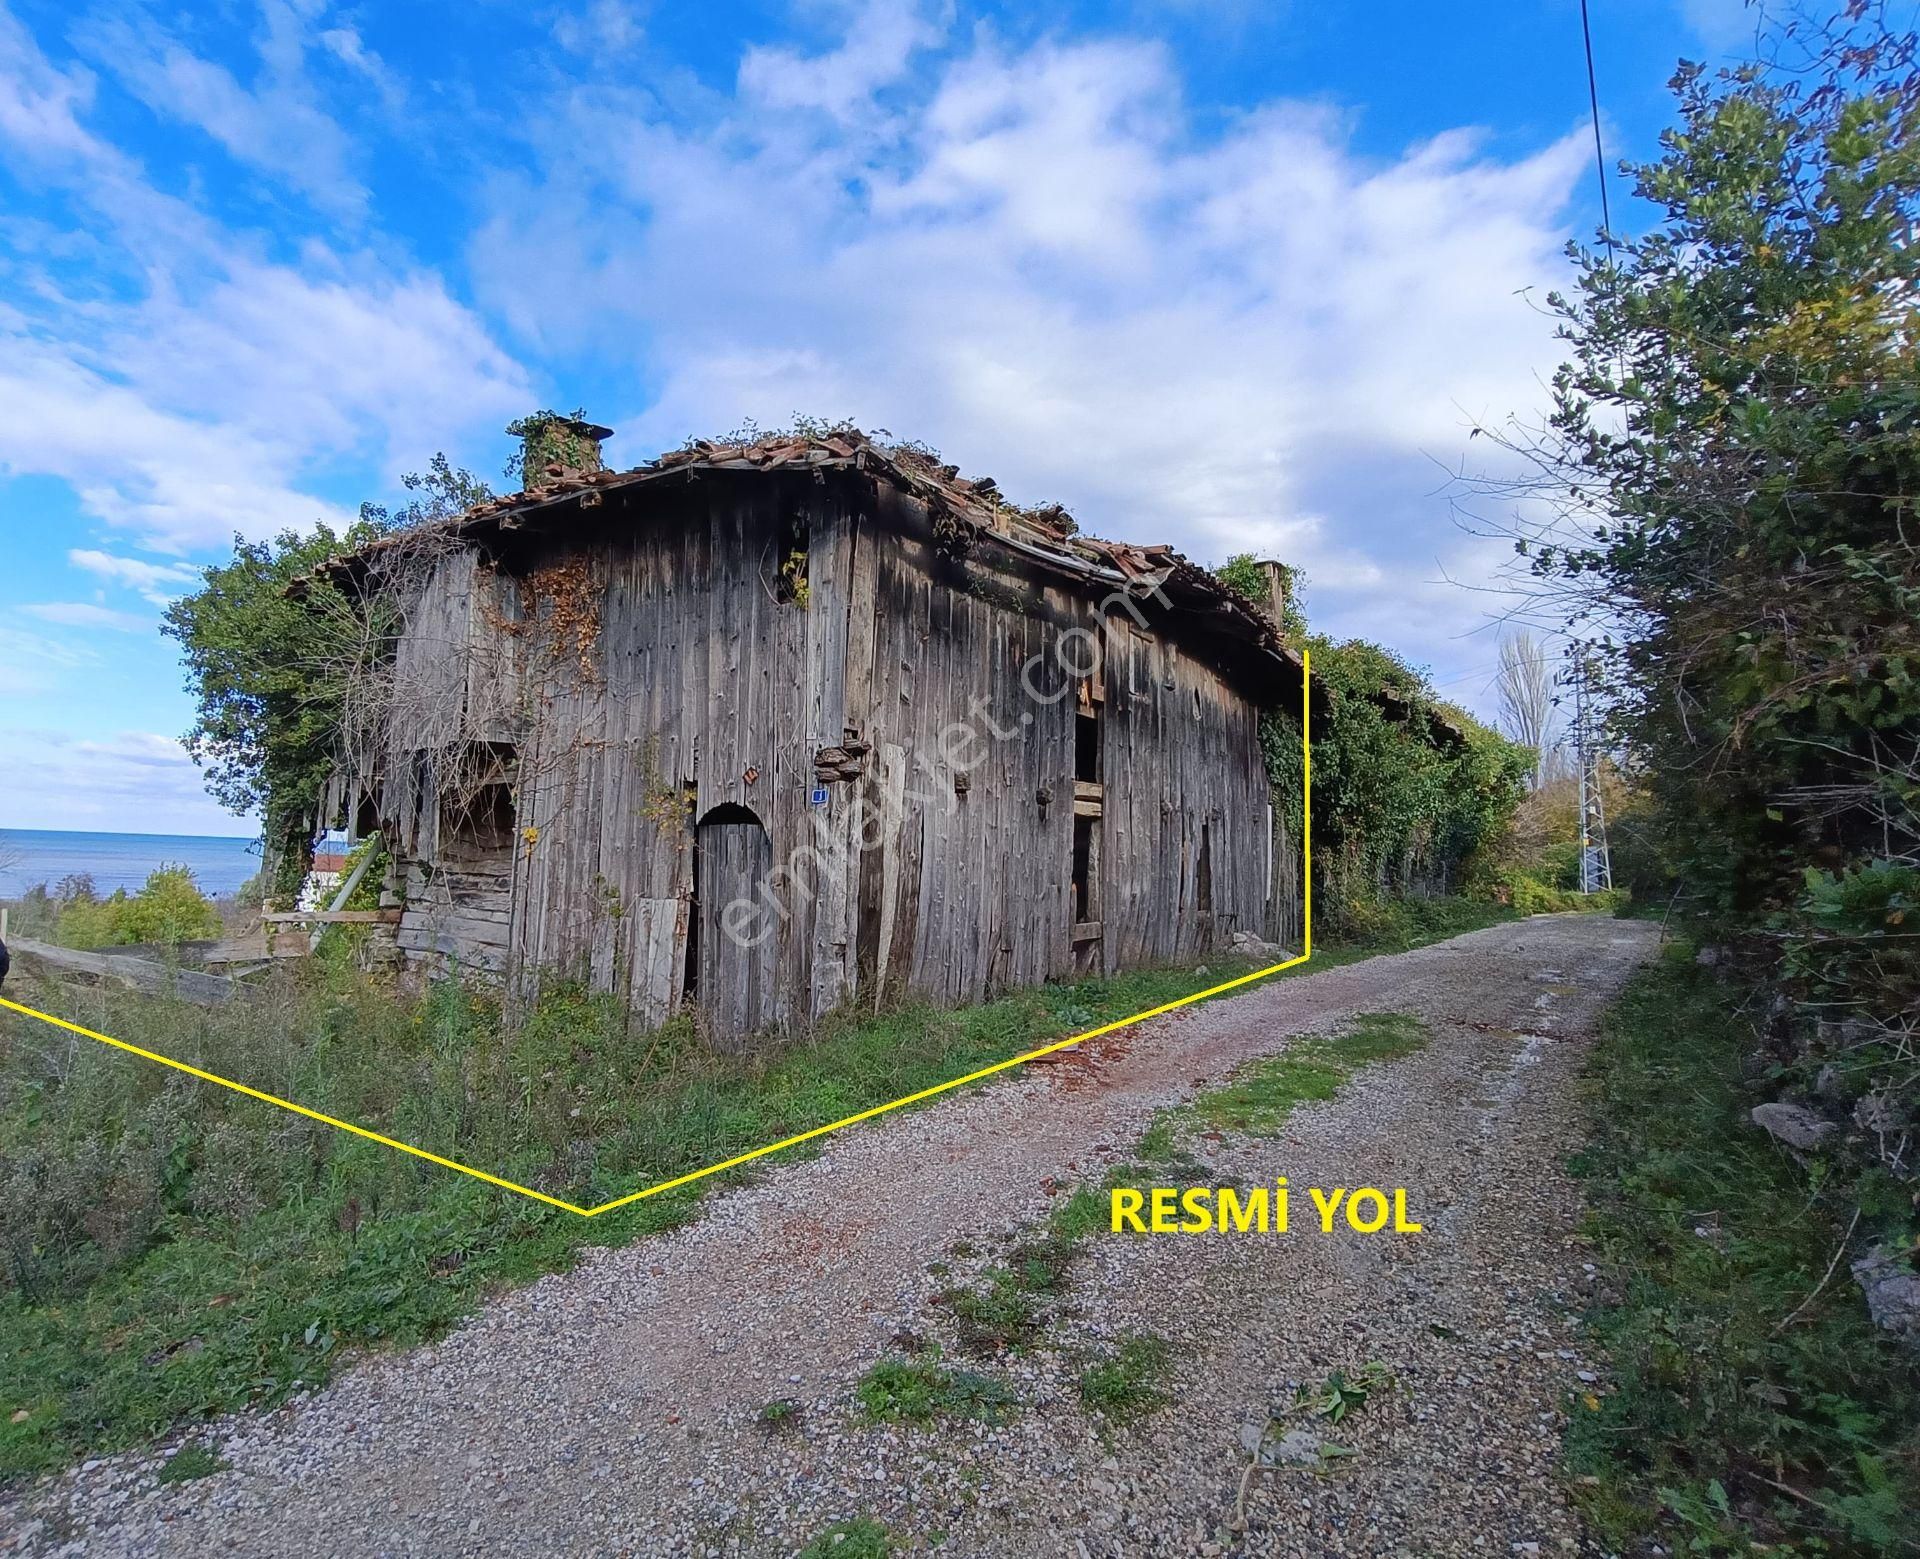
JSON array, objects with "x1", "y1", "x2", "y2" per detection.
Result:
[{"x1": 309, "y1": 423, "x2": 1308, "y2": 1041}]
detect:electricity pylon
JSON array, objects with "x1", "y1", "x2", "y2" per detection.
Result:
[{"x1": 1569, "y1": 649, "x2": 1614, "y2": 894}]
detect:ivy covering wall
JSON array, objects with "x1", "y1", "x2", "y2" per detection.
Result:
[{"x1": 1216, "y1": 556, "x2": 1529, "y2": 931}]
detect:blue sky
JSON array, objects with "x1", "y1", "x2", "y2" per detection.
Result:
[{"x1": 0, "y1": 0, "x2": 1755, "y2": 835}]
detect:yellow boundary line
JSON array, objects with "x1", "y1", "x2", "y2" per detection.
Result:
[{"x1": 0, "y1": 654, "x2": 1312, "y2": 1219}]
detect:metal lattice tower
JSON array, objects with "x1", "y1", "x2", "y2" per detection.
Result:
[{"x1": 1570, "y1": 650, "x2": 1614, "y2": 894}]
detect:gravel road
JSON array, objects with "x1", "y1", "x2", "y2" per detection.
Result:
[{"x1": 2, "y1": 913, "x2": 1658, "y2": 1558}]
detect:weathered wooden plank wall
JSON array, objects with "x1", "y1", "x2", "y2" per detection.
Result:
[
  {"x1": 851, "y1": 486, "x2": 1082, "y2": 1007},
  {"x1": 1100, "y1": 615, "x2": 1269, "y2": 969},
  {"x1": 374, "y1": 469, "x2": 1299, "y2": 1040},
  {"x1": 1265, "y1": 810, "x2": 1303, "y2": 951},
  {"x1": 493, "y1": 478, "x2": 861, "y2": 1035}
]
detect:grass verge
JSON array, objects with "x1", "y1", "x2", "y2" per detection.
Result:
[
  {"x1": 1566, "y1": 951, "x2": 1920, "y2": 1555},
  {"x1": 853, "y1": 1349, "x2": 1016, "y2": 1426},
  {"x1": 0, "y1": 895, "x2": 1514, "y2": 1479},
  {"x1": 798, "y1": 1515, "x2": 894, "y2": 1556},
  {"x1": 1078, "y1": 1333, "x2": 1174, "y2": 1425}
]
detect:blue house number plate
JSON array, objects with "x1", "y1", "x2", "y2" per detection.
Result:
[{"x1": 809, "y1": 786, "x2": 830, "y2": 807}]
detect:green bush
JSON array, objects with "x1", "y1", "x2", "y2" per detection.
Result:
[
  {"x1": 1325, "y1": 891, "x2": 1518, "y2": 949},
  {"x1": 1212, "y1": 563, "x2": 1530, "y2": 937},
  {"x1": 1569, "y1": 961, "x2": 1920, "y2": 1553},
  {"x1": 114, "y1": 867, "x2": 225, "y2": 945},
  {"x1": 33, "y1": 867, "x2": 223, "y2": 950},
  {"x1": 1474, "y1": 859, "x2": 1627, "y2": 917},
  {"x1": 0, "y1": 951, "x2": 1285, "y2": 1474}
]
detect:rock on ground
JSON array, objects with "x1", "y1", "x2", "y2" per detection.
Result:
[
  {"x1": 1750, "y1": 1100, "x2": 1837, "y2": 1151},
  {"x1": 1, "y1": 914, "x2": 1658, "y2": 1558}
]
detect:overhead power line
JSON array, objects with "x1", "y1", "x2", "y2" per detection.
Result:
[{"x1": 1579, "y1": 0, "x2": 1615, "y2": 247}]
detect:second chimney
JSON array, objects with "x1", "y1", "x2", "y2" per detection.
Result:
[
  {"x1": 510, "y1": 413, "x2": 614, "y2": 480},
  {"x1": 1257, "y1": 558, "x2": 1293, "y2": 636}
]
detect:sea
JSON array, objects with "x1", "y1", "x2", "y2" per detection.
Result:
[{"x1": 0, "y1": 829, "x2": 263, "y2": 900}]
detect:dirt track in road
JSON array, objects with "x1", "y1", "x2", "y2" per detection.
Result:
[{"x1": 3, "y1": 913, "x2": 1659, "y2": 1558}]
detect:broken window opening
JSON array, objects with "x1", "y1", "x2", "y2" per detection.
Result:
[
  {"x1": 444, "y1": 743, "x2": 518, "y2": 852},
  {"x1": 1197, "y1": 822, "x2": 1213, "y2": 914},
  {"x1": 1072, "y1": 815, "x2": 1097, "y2": 923},
  {"x1": 1075, "y1": 711, "x2": 1100, "y2": 784},
  {"x1": 774, "y1": 510, "x2": 812, "y2": 607},
  {"x1": 1074, "y1": 624, "x2": 1106, "y2": 784}
]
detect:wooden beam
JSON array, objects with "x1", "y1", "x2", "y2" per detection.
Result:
[
  {"x1": 312, "y1": 834, "x2": 383, "y2": 951},
  {"x1": 8, "y1": 938, "x2": 236, "y2": 1007},
  {"x1": 1070, "y1": 921, "x2": 1104, "y2": 944},
  {"x1": 262, "y1": 909, "x2": 403, "y2": 925}
]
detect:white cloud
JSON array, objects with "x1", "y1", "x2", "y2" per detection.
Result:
[
  {"x1": 316, "y1": 22, "x2": 403, "y2": 112},
  {"x1": 75, "y1": 1, "x2": 371, "y2": 218},
  {"x1": 0, "y1": 338, "x2": 351, "y2": 549},
  {"x1": 0, "y1": 622, "x2": 96, "y2": 667},
  {"x1": 472, "y1": 22, "x2": 1585, "y2": 691},
  {"x1": 0, "y1": 728, "x2": 249, "y2": 833},
  {"x1": 0, "y1": 12, "x2": 532, "y2": 551},
  {"x1": 740, "y1": 0, "x2": 943, "y2": 120},
  {"x1": 68, "y1": 548, "x2": 203, "y2": 602},
  {"x1": 0, "y1": 2, "x2": 101, "y2": 159},
  {"x1": 110, "y1": 259, "x2": 531, "y2": 474},
  {"x1": 553, "y1": 0, "x2": 646, "y2": 57},
  {"x1": 0, "y1": 623, "x2": 97, "y2": 695},
  {"x1": 20, "y1": 600, "x2": 154, "y2": 632},
  {"x1": 1680, "y1": 0, "x2": 1762, "y2": 52}
]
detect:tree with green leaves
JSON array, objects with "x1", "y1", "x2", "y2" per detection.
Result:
[
  {"x1": 1214, "y1": 555, "x2": 1529, "y2": 921},
  {"x1": 358, "y1": 452, "x2": 493, "y2": 532},
  {"x1": 163, "y1": 524, "x2": 365, "y2": 904},
  {"x1": 1466, "y1": 5, "x2": 1920, "y2": 1543},
  {"x1": 165, "y1": 456, "x2": 492, "y2": 904},
  {"x1": 1486, "y1": 3, "x2": 1919, "y2": 921}
]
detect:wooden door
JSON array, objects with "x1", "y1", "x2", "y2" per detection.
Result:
[{"x1": 695, "y1": 810, "x2": 776, "y2": 1043}]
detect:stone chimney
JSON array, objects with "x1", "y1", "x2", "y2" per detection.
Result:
[
  {"x1": 509, "y1": 414, "x2": 615, "y2": 480},
  {"x1": 1257, "y1": 559, "x2": 1292, "y2": 635}
]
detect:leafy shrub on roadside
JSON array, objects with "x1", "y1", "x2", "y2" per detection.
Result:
[
  {"x1": 1568, "y1": 961, "x2": 1920, "y2": 1554},
  {"x1": 1325, "y1": 891, "x2": 1518, "y2": 948},
  {"x1": 1212, "y1": 558, "x2": 1531, "y2": 937},
  {"x1": 20, "y1": 866, "x2": 223, "y2": 951},
  {"x1": 1484, "y1": 866, "x2": 1624, "y2": 917}
]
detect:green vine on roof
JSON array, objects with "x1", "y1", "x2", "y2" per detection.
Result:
[
  {"x1": 506, "y1": 408, "x2": 598, "y2": 485},
  {"x1": 1214, "y1": 553, "x2": 1307, "y2": 640}
]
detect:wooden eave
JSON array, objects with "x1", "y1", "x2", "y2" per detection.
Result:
[{"x1": 297, "y1": 431, "x2": 1309, "y2": 709}]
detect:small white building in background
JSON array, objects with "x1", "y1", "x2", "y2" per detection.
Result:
[{"x1": 295, "y1": 830, "x2": 353, "y2": 911}]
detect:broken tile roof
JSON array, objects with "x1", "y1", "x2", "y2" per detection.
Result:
[{"x1": 313, "y1": 428, "x2": 1303, "y2": 680}]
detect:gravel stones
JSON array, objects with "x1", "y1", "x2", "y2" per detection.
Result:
[{"x1": 1, "y1": 915, "x2": 1656, "y2": 1558}]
